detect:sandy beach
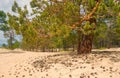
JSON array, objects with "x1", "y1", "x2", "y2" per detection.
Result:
[{"x1": 0, "y1": 48, "x2": 120, "y2": 78}]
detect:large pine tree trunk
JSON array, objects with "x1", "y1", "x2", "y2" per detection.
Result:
[
  {"x1": 77, "y1": 17, "x2": 96, "y2": 54},
  {"x1": 77, "y1": 34, "x2": 94, "y2": 54},
  {"x1": 72, "y1": 0, "x2": 101, "y2": 54}
]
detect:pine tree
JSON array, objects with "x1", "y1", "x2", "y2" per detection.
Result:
[
  {"x1": 0, "y1": 10, "x2": 14, "y2": 49},
  {"x1": 0, "y1": 10, "x2": 8, "y2": 31},
  {"x1": 30, "y1": 0, "x2": 101, "y2": 54},
  {"x1": 8, "y1": 0, "x2": 120, "y2": 53}
]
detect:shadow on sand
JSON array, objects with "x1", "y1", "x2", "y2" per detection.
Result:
[{"x1": 92, "y1": 51, "x2": 120, "y2": 62}]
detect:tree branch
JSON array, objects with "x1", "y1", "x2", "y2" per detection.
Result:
[{"x1": 71, "y1": 0, "x2": 101, "y2": 29}]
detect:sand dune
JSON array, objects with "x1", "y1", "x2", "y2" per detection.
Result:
[{"x1": 0, "y1": 48, "x2": 120, "y2": 78}]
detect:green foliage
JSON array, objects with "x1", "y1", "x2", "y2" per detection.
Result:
[
  {"x1": 93, "y1": 0, "x2": 120, "y2": 48},
  {"x1": 0, "y1": 10, "x2": 8, "y2": 31},
  {"x1": 6, "y1": 0, "x2": 120, "y2": 51},
  {"x1": 12, "y1": 1, "x2": 19, "y2": 12},
  {"x1": 0, "y1": 10, "x2": 6, "y2": 22},
  {"x1": 82, "y1": 21, "x2": 95, "y2": 35},
  {"x1": 94, "y1": 22, "x2": 107, "y2": 48},
  {"x1": 0, "y1": 10, "x2": 15, "y2": 49},
  {"x1": 113, "y1": 16, "x2": 120, "y2": 41},
  {"x1": 11, "y1": 40, "x2": 20, "y2": 49},
  {"x1": 2, "y1": 44, "x2": 7, "y2": 48}
]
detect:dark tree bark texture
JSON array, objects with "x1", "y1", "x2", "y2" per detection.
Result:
[
  {"x1": 77, "y1": 18, "x2": 96, "y2": 54},
  {"x1": 72, "y1": 0, "x2": 101, "y2": 54}
]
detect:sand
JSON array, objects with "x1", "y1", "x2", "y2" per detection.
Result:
[{"x1": 0, "y1": 48, "x2": 120, "y2": 78}]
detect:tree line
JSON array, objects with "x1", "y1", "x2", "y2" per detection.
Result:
[{"x1": 0, "y1": 0, "x2": 120, "y2": 54}]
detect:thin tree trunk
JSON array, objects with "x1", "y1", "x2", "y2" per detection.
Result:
[
  {"x1": 77, "y1": 40, "x2": 81, "y2": 54},
  {"x1": 9, "y1": 36, "x2": 12, "y2": 48},
  {"x1": 77, "y1": 33, "x2": 81, "y2": 54},
  {"x1": 72, "y1": 44, "x2": 75, "y2": 52},
  {"x1": 42, "y1": 47, "x2": 45, "y2": 52}
]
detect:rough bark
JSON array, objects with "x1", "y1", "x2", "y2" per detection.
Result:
[
  {"x1": 75, "y1": 0, "x2": 101, "y2": 54},
  {"x1": 77, "y1": 17, "x2": 96, "y2": 54},
  {"x1": 77, "y1": 34, "x2": 94, "y2": 54}
]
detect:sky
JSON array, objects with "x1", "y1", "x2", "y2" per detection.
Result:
[
  {"x1": 0, "y1": 0, "x2": 31, "y2": 13},
  {"x1": 0, "y1": 31, "x2": 7, "y2": 46},
  {"x1": 0, "y1": 0, "x2": 31, "y2": 46}
]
